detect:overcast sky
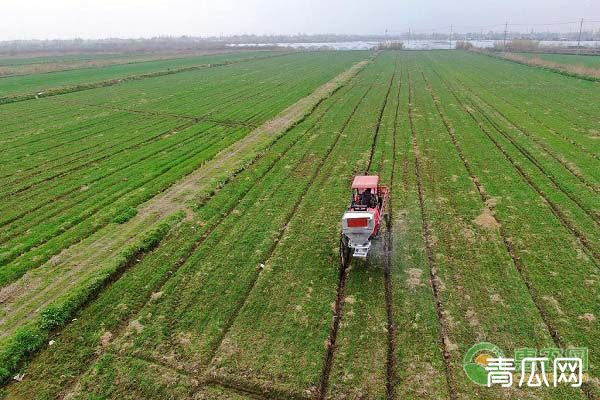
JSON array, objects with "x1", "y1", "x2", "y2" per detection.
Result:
[{"x1": 1, "y1": 0, "x2": 599, "y2": 40}]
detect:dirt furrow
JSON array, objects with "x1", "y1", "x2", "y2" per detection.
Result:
[
  {"x1": 0, "y1": 58, "x2": 373, "y2": 390},
  {"x1": 383, "y1": 61, "x2": 402, "y2": 400},
  {"x1": 319, "y1": 62, "x2": 395, "y2": 400},
  {"x1": 407, "y1": 70, "x2": 458, "y2": 400},
  {"x1": 366, "y1": 65, "x2": 396, "y2": 172}
]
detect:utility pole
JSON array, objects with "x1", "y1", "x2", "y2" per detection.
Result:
[
  {"x1": 577, "y1": 18, "x2": 584, "y2": 50},
  {"x1": 503, "y1": 22, "x2": 508, "y2": 49},
  {"x1": 450, "y1": 24, "x2": 453, "y2": 49}
]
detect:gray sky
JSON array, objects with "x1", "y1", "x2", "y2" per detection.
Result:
[{"x1": 2, "y1": 0, "x2": 599, "y2": 40}]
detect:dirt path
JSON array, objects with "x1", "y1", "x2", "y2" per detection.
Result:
[{"x1": 0, "y1": 58, "x2": 370, "y2": 340}]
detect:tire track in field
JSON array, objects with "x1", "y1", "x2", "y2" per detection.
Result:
[
  {"x1": 2, "y1": 58, "x2": 371, "y2": 394},
  {"x1": 54, "y1": 71, "x2": 364, "y2": 400},
  {"x1": 420, "y1": 67, "x2": 566, "y2": 345},
  {"x1": 3, "y1": 54, "x2": 302, "y2": 184},
  {"x1": 383, "y1": 60, "x2": 401, "y2": 400},
  {"x1": 467, "y1": 91, "x2": 600, "y2": 194},
  {"x1": 429, "y1": 69, "x2": 600, "y2": 226},
  {"x1": 444, "y1": 70, "x2": 600, "y2": 196},
  {"x1": 317, "y1": 59, "x2": 396, "y2": 400},
  {"x1": 420, "y1": 68, "x2": 599, "y2": 400},
  {"x1": 366, "y1": 60, "x2": 396, "y2": 172},
  {"x1": 407, "y1": 69, "x2": 458, "y2": 400},
  {"x1": 433, "y1": 69, "x2": 600, "y2": 266}
]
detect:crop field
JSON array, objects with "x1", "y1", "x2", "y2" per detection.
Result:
[
  {"x1": 0, "y1": 51, "x2": 277, "y2": 100},
  {"x1": 0, "y1": 50, "x2": 598, "y2": 400},
  {"x1": 0, "y1": 51, "x2": 243, "y2": 77}
]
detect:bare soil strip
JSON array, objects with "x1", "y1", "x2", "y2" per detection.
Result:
[
  {"x1": 317, "y1": 261, "x2": 351, "y2": 400},
  {"x1": 0, "y1": 50, "x2": 237, "y2": 77},
  {"x1": 72, "y1": 61, "x2": 371, "y2": 400},
  {"x1": 488, "y1": 51, "x2": 600, "y2": 81},
  {"x1": 434, "y1": 72, "x2": 600, "y2": 265},
  {"x1": 407, "y1": 71, "x2": 458, "y2": 400},
  {"x1": 208, "y1": 70, "x2": 378, "y2": 400},
  {"x1": 366, "y1": 65, "x2": 396, "y2": 172},
  {"x1": 0, "y1": 59, "x2": 370, "y2": 338},
  {"x1": 204, "y1": 75, "x2": 366, "y2": 370}
]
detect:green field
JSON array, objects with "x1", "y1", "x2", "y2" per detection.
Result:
[
  {"x1": 0, "y1": 51, "x2": 274, "y2": 98},
  {"x1": 1, "y1": 50, "x2": 598, "y2": 400}
]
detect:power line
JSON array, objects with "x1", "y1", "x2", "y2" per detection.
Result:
[{"x1": 386, "y1": 18, "x2": 600, "y2": 35}]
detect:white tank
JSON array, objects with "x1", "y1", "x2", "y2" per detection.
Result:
[{"x1": 341, "y1": 210, "x2": 376, "y2": 258}]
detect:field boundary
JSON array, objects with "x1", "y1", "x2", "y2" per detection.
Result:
[{"x1": 472, "y1": 50, "x2": 600, "y2": 82}]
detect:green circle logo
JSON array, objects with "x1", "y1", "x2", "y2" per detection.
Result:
[{"x1": 463, "y1": 342, "x2": 504, "y2": 385}]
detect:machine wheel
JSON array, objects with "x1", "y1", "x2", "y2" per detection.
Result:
[{"x1": 339, "y1": 235, "x2": 351, "y2": 267}]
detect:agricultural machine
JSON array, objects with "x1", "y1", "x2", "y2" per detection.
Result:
[{"x1": 340, "y1": 175, "x2": 389, "y2": 265}]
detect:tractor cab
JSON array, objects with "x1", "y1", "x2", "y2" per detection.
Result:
[{"x1": 340, "y1": 176, "x2": 389, "y2": 262}]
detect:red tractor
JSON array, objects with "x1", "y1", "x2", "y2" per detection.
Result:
[{"x1": 340, "y1": 175, "x2": 389, "y2": 265}]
